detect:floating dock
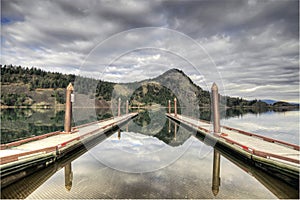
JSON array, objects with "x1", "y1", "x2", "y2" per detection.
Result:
[
  {"x1": 0, "y1": 113, "x2": 138, "y2": 188},
  {"x1": 166, "y1": 113, "x2": 300, "y2": 184}
]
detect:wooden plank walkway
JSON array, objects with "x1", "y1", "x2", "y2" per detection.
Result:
[
  {"x1": 166, "y1": 113, "x2": 300, "y2": 168},
  {"x1": 0, "y1": 113, "x2": 137, "y2": 166}
]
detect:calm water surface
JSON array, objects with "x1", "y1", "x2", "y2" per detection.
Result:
[{"x1": 1, "y1": 109, "x2": 299, "y2": 199}]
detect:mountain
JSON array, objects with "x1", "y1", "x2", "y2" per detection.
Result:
[
  {"x1": 261, "y1": 99, "x2": 278, "y2": 105},
  {"x1": 104, "y1": 68, "x2": 212, "y2": 118},
  {"x1": 262, "y1": 99, "x2": 299, "y2": 107},
  {"x1": 125, "y1": 68, "x2": 210, "y2": 108}
]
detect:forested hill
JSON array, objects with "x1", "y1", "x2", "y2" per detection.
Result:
[
  {"x1": 1, "y1": 65, "x2": 75, "y2": 89},
  {"x1": 1, "y1": 65, "x2": 298, "y2": 110},
  {"x1": 1, "y1": 65, "x2": 115, "y2": 107}
]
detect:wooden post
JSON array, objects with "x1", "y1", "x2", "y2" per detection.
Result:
[
  {"x1": 126, "y1": 100, "x2": 129, "y2": 114},
  {"x1": 174, "y1": 98, "x2": 177, "y2": 117},
  {"x1": 211, "y1": 83, "x2": 220, "y2": 134},
  {"x1": 212, "y1": 149, "x2": 221, "y2": 196},
  {"x1": 64, "y1": 83, "x2": 73, "y2": 133},
  {"x1": 168, "y1": 100, "x2": 171, "y2": 114},
  {"x1": 118, "y1": 98, "x2": 121, "y2": 117}
]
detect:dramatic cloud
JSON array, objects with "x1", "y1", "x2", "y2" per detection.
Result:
[{"x1": 1, "y1": 0, "x2": 299, "y2": 102}]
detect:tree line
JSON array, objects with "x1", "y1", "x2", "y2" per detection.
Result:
[{"x1": 1, "y1": 65, "x2": 297, "y2": 109}]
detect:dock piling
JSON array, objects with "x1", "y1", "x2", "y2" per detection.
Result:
[
  {"x1": 64, "y1": 83, "x2": 74, "y2": 133},
  {"x1": 174, "y1": 98, "x2": 177, "y2": 117},
  {"x1": 168, "y1": 100, "x2": 171, "y2": 114},
  {"x1": 211, "y1": 83, "x2": 220, "y2": 134},
  {"x1": 174, "y1": 122, "x2": 177, "y2": 141},
  {"x1": 118, "y1": 98, "x2": 121, "y2": 117},
  {"x1": 126, "y1": 100, "x2": 129, "y2": 114}
]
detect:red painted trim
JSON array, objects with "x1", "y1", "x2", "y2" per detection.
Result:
[
  {"x1": 222, "y1": 125, "x2": 300, "y2": 151},
  {"x1": 167, "y1": 113, "x2": 300, "y2": 151},
  {"x1": 167, "y1": 113, "x2": 300, "y2": 165},
  {"x1": 0, "y1": 146, "x2": 57, "y2": 165},
  {"x1": 0, "y1": 114, "x2": 137, "y2": 165},
  {"x1": 72, "y1": 117, "x2": 115, "y2": 129},
  {"x1": 166, "y1": 113, "x2": 210, "y2": 133},
  {"x1": 57, "y1": 114, "x2": 135, "y2": 150},
  {"x1": 72, "y1": 113, "x2": 138, "y2": 129},
  {"x1": 253, "y1": 149, "x2": 300, "y2": 164},
  {"x1": 0, "y1": 131, "x2": 61, "y2": 149}
]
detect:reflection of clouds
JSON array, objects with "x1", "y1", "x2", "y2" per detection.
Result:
[
  {"x1": 89, "y1": 131, "x2": 194, "y2": 173},
  {"x1": 221, "y1": 111, "x2": 299, "y2": 145},
  {"x1": 27, "y1": 136, "x2": 275, "y2": 199},
  {"x1": 28, "y1": 112, "x2": 293, "y2": 199},
  {"x1": 103, "y1": 132, "x2": 165, "y2": 154}
]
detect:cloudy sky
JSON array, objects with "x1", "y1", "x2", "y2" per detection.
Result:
[{"x1": 1, "y1": 0, "x2": 299, "y2": 102}]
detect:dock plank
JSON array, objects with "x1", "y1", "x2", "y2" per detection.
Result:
[
  {"x1": 0, "y1": 113, "x2": 137, "y2": 165},
  {"x1": 167, "y1": 113, "x2": 300, "y2": 166}
]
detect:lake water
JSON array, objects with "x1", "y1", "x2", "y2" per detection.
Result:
[{"x1": 1, "y1": 108, "x2": 299, "y2": 198}]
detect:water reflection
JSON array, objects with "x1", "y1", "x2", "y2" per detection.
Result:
[
  {"x1": 64, "y1": 163, "x2": 73, "y2": 191},
  {"x1": 212, "y1": 149, "x2": 221, "y2": 196},
  {"x1": 1, "y1": 107, "x2": 298, "y2": 144},
  {"x1": 117, "y1": 129, "x2": 121, "y2": 140},
  {"x1": 193, "y1": 128, "x2": 299, "y2": 199},
  {"x1": 0, "y1": 108, "x2": 113, "y2": 144},
  {"x1": 1, "y1": 126, "x2": 117, "y2": 199},
  {"x1": 1, "y1": 109, "x2": 299, "y2": 198},
  {"x1": 1, "y1": 119, "x2": 298, "y2": 199},
  {"x1": 94, "y1": 121, "x2": 193, "y2": 173},
  {"x1": 0, "y1": 108, "x2": 64, "y2": 144}
]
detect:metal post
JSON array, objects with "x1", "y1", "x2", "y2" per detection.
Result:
[
  {"x1": 118, "y1": 98, "x2": 121, "y2": 117},
  {"x1": 126, "y1": 100, "x2": 129, "y2": 114},
  {"x1": 168, "y1": 100, "x2": 171, "y2": 114},
  {"x1": 211, "y1": 83, "x2": 220, "y2": 134},
  {"x1": 174, "y1": 98, "x2": 177, "y2": 117},
  {"x1": 212, "y1": 149, "x2": 221, "y2": 196},
  {"x1": 64, "y1": 83, "x2": 73, "y2": 133}
]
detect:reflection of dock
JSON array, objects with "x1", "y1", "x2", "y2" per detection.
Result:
[
  {"x1": 167, "y1": 113, "x2": 300, "y2": 169},
  {"x1": 1, "y1": 126, "x2": 117, "y2": 199},
  {"x1": 0, "y1": 113, "x2": 137, "y2": 188},
  {"x1": 167, "y1": 114, "x2": 299, "y2": 199},
  {"x1": 64, "y1": 163, "x2": 73, "y2": 191},
  {"x1": 212, "y1": 150, "x2": 220, "y2": 196}
]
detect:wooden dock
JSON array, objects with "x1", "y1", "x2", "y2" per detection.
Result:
[
  {"x1": 166, "y1": 113, "x2": 300, "y2": 182},
  {"x1": 0, "y1": 113, "x2": 138, "y2": 187}
]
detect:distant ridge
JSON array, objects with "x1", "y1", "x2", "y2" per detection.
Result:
[
  {"x1": 261, "y1": 99, "x2": 299, "y2": 106},
  {"x1": 261, "y1": 99, "x2": 277, "y2": 105}
]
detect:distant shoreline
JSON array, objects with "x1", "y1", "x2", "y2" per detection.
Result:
[{"x1": 1, "y1": 105, "x2": 299, "y2": 110}]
